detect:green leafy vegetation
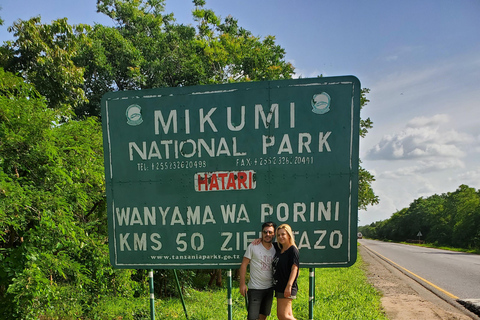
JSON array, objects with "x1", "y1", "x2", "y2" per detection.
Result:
[
  {"x1": 0, "y1": 0, "x2": 379, "y2": 317},
  {"x1": 360, "y1": 184, "x2": 480, "y2": 251}
]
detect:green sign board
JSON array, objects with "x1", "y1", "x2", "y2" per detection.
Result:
[{"x1": 101, "y1": 76, "x2": 360, "y2": 269}]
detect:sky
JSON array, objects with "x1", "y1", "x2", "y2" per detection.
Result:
[{"x1": 1, "y1": 0, "x2": 479, "y2": 226}]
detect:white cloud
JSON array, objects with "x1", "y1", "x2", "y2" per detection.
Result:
[
  {"x1": 365, "y1": 114, "x2": 474, "y2": 160},
  {"x1": 379, "y1": 158, "x2": 465, "y2": 179},
  {"x1": 382, "y1": 45, "x2": 425, "y2": 63},
  {"x1": 406, "y1": 114, "x2": 448, "y2": 128},
  {"x1": 359, "y1": 110, "x2": 479, "y2": 226},
  {"x1": 457, "y1": 167, "x2": 480, "y2": 188},
  {"x1": 363, "y1": 52, "x2": 480, "y2": 131},
  {"x1": 293, "y1": 67, "x2": 324, "y2": 79},
  {"x1": 385, "y1": 55, "x2": 398, "y2": 62}
]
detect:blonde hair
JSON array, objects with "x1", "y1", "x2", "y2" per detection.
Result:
[{"x1": 276, "y1": 224, "x2": 296, "y2": 248}]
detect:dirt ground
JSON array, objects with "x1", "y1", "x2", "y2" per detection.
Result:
[{"x1": 359, "y1": 244, "x2": 478, "y2": 320}]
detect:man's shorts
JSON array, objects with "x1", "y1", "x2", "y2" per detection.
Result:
[{"x1": 247, "y1": 288, "x2": 274, "y2": 320}]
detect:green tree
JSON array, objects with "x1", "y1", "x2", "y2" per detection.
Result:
[
  {"x1": 0, "y1": 67, "x2": 139, "y2": 318},
  {"x1": 79, "y1": 0, "x2": 295, "y2": 117},
  {"x1": 0, "y1": 1, "x2": 381, "y2": 316},
  {"x1": 360, "y1": 185, "x2": 480, "y2": 250},
  {"x1": 358, "y1": 160, "x2": 378, "y2": 211},
  {"x1": 1, "y1": 0, "x2": 377, "y2": 211},
  {"x1": 449, "y1": 185, "x2": 480, "y2": 248},
  {"x1": 1, "y1": 17, "x2": 90, "y2": 113},
  {"x1": 358, "y1": 88, "x2": 379, "y2": 210}
]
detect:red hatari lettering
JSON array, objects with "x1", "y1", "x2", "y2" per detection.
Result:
[{"x1": 195, "y1": 170, "x2": 256, "y2": 192}]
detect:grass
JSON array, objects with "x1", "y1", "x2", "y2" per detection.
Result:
[
  {"x1": 91, "y1": 241, "x2": 479, "y2": 319},
  {"x1": 147, "y1": 251, "x2": 387, "y2": 320}
]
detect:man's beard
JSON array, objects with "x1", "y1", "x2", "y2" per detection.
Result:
[{"x1": 263, "y1": 237, "x2": 273, "y2": 243}]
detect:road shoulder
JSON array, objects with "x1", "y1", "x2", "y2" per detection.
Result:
[{"x1": 359, "y1": 244, "x2": 478, "y2": 320}]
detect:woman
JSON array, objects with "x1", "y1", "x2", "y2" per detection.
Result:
[{"x1": 272, "y1": 224, "x2": 299, "y2": 320}]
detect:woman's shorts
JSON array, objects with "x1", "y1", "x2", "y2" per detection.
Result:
[{"x1": 275, "y1": 291, "x2": 297, "y2": 299}]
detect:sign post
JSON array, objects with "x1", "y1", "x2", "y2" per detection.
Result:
[
  {"x1": 149, "y1": 270, "x2": 155, "y2": 320},
  {"x1": 309, "y1": 268, "x2": 315, "y2": 320},
  {"x1": 102, "y1": 76, "x2": 361, "y2": 317}
]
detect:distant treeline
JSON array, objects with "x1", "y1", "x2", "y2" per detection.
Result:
[{"x1": 359, "y1": 185, "x2": 480, "y2": 249}]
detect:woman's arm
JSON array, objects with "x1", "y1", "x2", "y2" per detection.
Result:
[{"x1": 283, "y1": 263, "x2": 299, "y2": 298}]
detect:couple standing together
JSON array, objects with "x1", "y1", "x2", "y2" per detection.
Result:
[{"x1": 239, "y1": 222, "x2": 299, "y2": 320}]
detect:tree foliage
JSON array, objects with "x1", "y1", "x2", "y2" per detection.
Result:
[
  {"x1": 0, "y1": 67, "x2": 137, "y2": 318},
  {"x1": 1, "y1": 0, "x2": 295, "y2": 118},
  {"x1": 359, "y1": 185, "x2": 480, "y2": 250},
  {"x1": 1, "y1": 17, "x2": 90, "y2": 112},
  {"x1": 1, "y1": 0, "x2": 378, "y2": 317},
  {"x1": 358, "y1": 88, "x2": 378, "y2": 210}
]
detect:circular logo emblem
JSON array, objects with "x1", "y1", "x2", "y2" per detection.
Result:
[
  {"x1": 311, "y1": 92, "x2": 331, "y2": 114},
  {"x1": 126, "y1": 104, "x2": 143, "y2": 126}
]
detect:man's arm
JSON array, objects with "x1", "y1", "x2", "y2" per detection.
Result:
[{"x1": 239, "y1": 257, "x2": 250, "y2": 297}]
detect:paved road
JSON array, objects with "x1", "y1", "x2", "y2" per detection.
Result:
[{"x1": 359, "y1": 239, "x2": 480, "y2": 300}]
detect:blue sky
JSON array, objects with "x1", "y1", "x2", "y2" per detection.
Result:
[{"x1": 1, "y1": 0, "x2": 479, "y2": 225}]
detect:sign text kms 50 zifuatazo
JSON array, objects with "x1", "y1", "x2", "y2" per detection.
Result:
[{"x1": 101, "y1": 76, "x2": 361, "y2": 269}]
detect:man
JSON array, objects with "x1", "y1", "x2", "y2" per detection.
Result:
[{"x1": 239, "y1": 221, "x2": 277, "y2": 320}]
